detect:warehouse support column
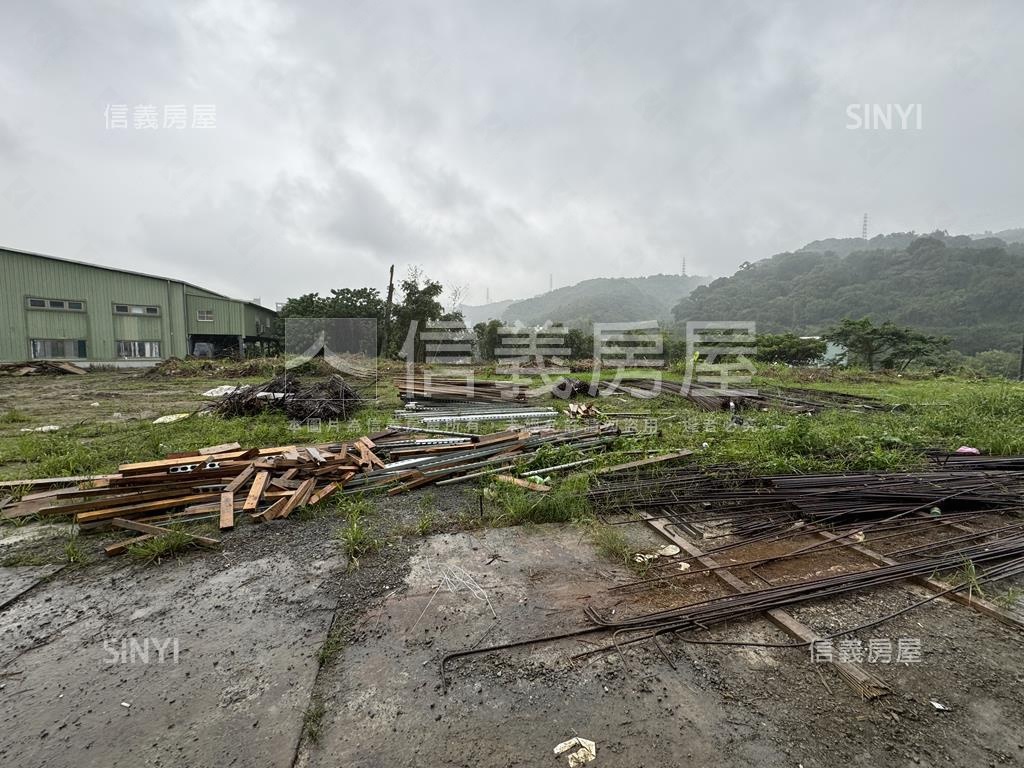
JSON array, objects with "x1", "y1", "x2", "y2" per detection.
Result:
[{"x1": 238, "y1": 335, "x2": 245, "y2": 359}]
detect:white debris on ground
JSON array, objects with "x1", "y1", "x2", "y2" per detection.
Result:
[
  {"x1": 152, "y1": 413, "x2": 190, "y2": 424},
  {"x1": 633, "y1": 543, "x2": 682, "y2": 563},
  {"x1": 553, "y1": 737, "x2": 597, "y2": 767},
  {"x1": 202, "y1": 385, "x2": 239, "y2": 397}
]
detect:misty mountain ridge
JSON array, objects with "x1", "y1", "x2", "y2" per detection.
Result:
[
  {"x1": 674, "y1": 230, "x2": 1024, "y2": 355},
  {"x1": 797, "y1": 229, "x2": 1024, "y2": 258},
  {"x1": 460, "y1": 274, "x2": 708, "y2": 329}
]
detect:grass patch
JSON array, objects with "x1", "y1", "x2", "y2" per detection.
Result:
[
  {"x1": 992, "y1": 586, "x2": 1024, "y2": 611},
  {"x1": 301, "y1": 696, "x2": 326, "y2": 745},
  {"x1": 336, "y1": 503, "x2": 379, "y2": 568},
  {"x1": 590, "y1": 522, "x2": 634, "y2": 565},
  {"x1": 0, "y1": 409, "x2": 30, "y2": 424},
  {"x1": 1, "y1": 551, "x2": 53, "y2": 566},
  {"x1": 317, "y1": 627, "x2": 348, "y2": 666},
  {"x1": 946, "y1": 558, "x2": 986, "y2": 599},
  {"x1": 63, "y1": 533, "x2": 89, "y2": 565},
  {"x1": 126, "y1": 528, "x2": 195, "y2": 565},
  {"x1": 414, "y1": 491, "x2": 438, "y2": 535},
  {"x1": 487, "y1": 472, "x2": 593, "y2": 526},
  {"x1": 588, "y1": 521, "x2": 654, "y2": 576},
  {"x1": 415, "y1": 510, "x2": 438, "y2": 536}
]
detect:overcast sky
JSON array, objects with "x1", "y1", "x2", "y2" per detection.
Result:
[{"x1": 1, "y1": 0, "x2": 1020, "y2": 308}]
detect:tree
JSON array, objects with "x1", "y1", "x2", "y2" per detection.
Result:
[
  {"x1": 389, "y1": 267, "x2": 464, "y2": 361},
  {"x1": 825, "y1": 318, "x2": 949, "y2": 370},
  {"x1": 275, "y1": 288, "x2": 386, "y2": 354},
  {"x1": 325, "y1": 287, "x2": 384, "y2": 320},
  {"x1": 276, "y1": 267, "x2": 464, "y2": 361},
  {"x1": 565, "y1": 328, "x2": 593, "y2": 359},
  {"x1": 754, "y1": 333, "x2": 826, "y2": 366},
  {"x1": 966, "y1": 349, "x2": 1018, "y2": 378},
  {"x1": 474, "y1": 320, "x2": 502, "y2": 361}
]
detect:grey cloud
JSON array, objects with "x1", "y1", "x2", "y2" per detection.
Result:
[{"x1": 0, "y1": 0, "x2": 1021, "y2": 306}]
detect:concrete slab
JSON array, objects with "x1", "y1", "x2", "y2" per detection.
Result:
[
  {"x1": 303, "y1": 525, "x2": 782, "y2": 768},
  {"x1": 0, "y1": 565, "x2": 62, "y2": 609},
  {"x1": 0, "y1": 542, "x2": 344, "y2": 768}
]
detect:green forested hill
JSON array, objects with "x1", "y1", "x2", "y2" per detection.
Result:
[
  {"x1": 501, "y1": 274, "x2": 707, "y2": 328},
  {"x1": 673, "y1": 234, "x2": 1024, "y2": 354}
]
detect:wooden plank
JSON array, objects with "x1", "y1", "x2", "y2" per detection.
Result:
[
  {"x1": 254, "y1": 495, "x2": 290, "y2": 521},
  {"x1": 106, "y1": 465, "x2": 244, "y2": 487},
  {"x1": 811, "y1": 528, "x2": 1024, "y2": 631},
  {"x1": 104, "y1": 534, "x2": 155, "y2": 557},
  {"x1": 473, "y1": 430, "x2": 524, "y2": 447},
  {"x1": 181, "y1": 502, "x2": 224, "y2": 515},
  {"x1": 165, "y1": 442, "x2": 244, "y2": 459},
  {"x1": 243, "y1": 471, "x2": 270, "y2": 511},
  {"x1": 307, "y1": 482, "x2": 339, "y2": 506},
  {"x1": 39, "y1": 485, "x2": 222, "y2": 516},
  {"x1": 0, "y1": 474, "x2": 117, "y2": 489},
  {"x1": 644, "y1": 513, "x2": 891, "y2": 699},
  {"x1": 277, "y1": 479, "x2": 316, "y2": 519},
  {"x1": 356, "y1": 438, "x2": 386, "y2": 468},
  {"x1": 256, "y1": 445, "x2": 298, "y2": 456},
  {"x1": 116, "y1": 452, "x2": 256, "y2": 475},
  {"x1": 310, "y1": 464, "x2": 361, "y2": 477},
  {"x1": 597, "y1": 450, "x2": 694, "y2": 475},
  {"x1": 199, "y1": 441, "x2": 243, "y2": 456},
  {"x1": 110, "y1": 518, "x2": 220, "y2": 548},
  {"x1": 219, "y1": 492, "x2": 235, "y2": 530},
  {"x1": 495, "y1": 475, "x2": 551, "y2": 492},
  {"x1": 74, "y1": 493, "x2": 221, "y2": 524},
  {"x1": 52, "y1": 361, "x2": 87, "y2": 374},
  {"x1": 223, "y1": 465, "x2": 256, "y2": 494}
]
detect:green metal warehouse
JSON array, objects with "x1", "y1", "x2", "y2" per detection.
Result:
[{"x1": 0, "y1": 246, "x2": 278, "y2": 366}]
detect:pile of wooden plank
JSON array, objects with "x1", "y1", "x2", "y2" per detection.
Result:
[
  {"x1": 2, "y1": 425, "x2": 620, "y2": 555},
  {"x1": 396, "y1": 376, "x2": 539, "y2": 403},
  {"x1": 0, "y1": 360, "x2": 87, "y2": 376},
  {"x1": 566, "y1": 402, "x2": 601, "y2": 419},
  {"x1": 617, "y1": 378, "x2": 884, "y2": 413}
]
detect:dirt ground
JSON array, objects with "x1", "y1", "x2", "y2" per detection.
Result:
[{"x1": 1, "y1": 372, "x2": 1023, "y2": 767}]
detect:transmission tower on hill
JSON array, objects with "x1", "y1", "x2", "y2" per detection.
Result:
[{"x1": 862, "y1": 213, "x2": 869, "y2": 240}]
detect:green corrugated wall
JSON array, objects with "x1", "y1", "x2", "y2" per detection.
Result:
[{"x1": 0, "y1": 248, "x2": 276, "y2": 363}]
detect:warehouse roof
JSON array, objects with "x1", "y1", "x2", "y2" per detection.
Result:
[{"x1": 0, "y1": 243, "x2": 275, "y2": 313}]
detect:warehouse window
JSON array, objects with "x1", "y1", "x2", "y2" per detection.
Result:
[
  {"x1": 197, "y1": 309, "x2": 214, "y2": 322},
  {"x1": 116, "y1": 340, "x2": 161, "y2": 358},
  {"x1": 30, "y1": 339, "x2": 87, "y2": 359},
  {"x1": 25, "y1": 297, "x2": 86, "y2": 312},
  {"x1": 113, "y1": 304, "x2": 161, "y2": 316}
]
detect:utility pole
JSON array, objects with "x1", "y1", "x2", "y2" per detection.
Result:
[{"x1": 382, "y1": 264, "x2": 395, "y2": 358}]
